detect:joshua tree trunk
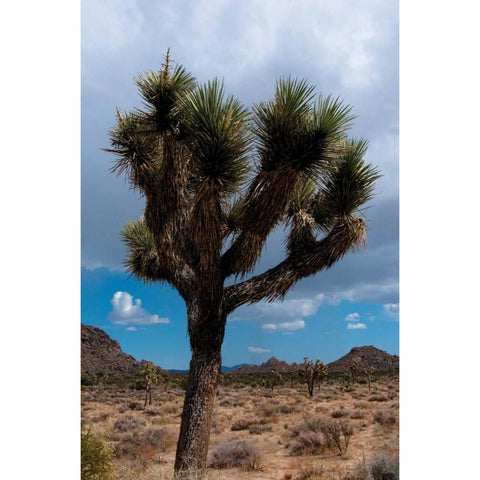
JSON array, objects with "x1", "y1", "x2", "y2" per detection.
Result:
[
  {"x1": 307, "y1": 380, "x2": 314, "y2": 397},
  {"x1": 174, "y1": 303, "x2": 225, "y2": 475}
]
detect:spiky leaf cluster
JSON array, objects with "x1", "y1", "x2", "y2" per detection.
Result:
[
  {"x1": 135, "y1": 56, "x2": 197, "y2": 133},
  {"x1": 181, "y1": 79, "x2": 250, "y2": 196}
]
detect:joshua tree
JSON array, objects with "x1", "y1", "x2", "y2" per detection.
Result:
[
  {"x1": 302, "y1": 357, "x2": 328, "y2": 397},
  {"x1": 95, "y1": 372, "x2": 109, "y2": 391},
  {"x1": 141, "y1": 361, "x2": 159, "y2": 408},
  {"x1": 364, "y1": 365, "x2": 376, "y2": 392},
  {"x1": 264, "y1": 370, "x2": 283, "y2": 391},
  {"x1": 289, "y1": 369, "x2": 302, "y2": 388},
  {"x1": 106, "y1": 53, "x2": 379, "y2": 475},
  {"x1": 349, "y1": 362, "x2": 359, "y2": 384}
]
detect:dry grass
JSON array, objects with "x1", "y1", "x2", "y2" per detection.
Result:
[{"x1": 81, "y1": 376, "x2": 398, "y2": 480}]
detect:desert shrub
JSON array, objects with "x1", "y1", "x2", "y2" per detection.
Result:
[
  {"x1": 114, "y1": 427, "x2": 173, "y2": 460},
  {"x1": 290, "y1": 430, "x2": 330, "y2": 456},
  {"x1": 368, "y1": 395, "x2": 388, "y2": 402},
  {"x1": 248, "y1": 423, "x2": 272, "y2": 435},
  {"x1": 295, "y1": 464, "x2": 325, "y2": 480},
  {"x1": 160, "y1": 402, "x2": 180, "y2": 415},
  {"x1": 113, "y1": 414, "x2": 146, "y2": 432},
  {"x1": 279, "y1": 404, "x2": 296, "y2": 414},
  {"x1": 143, "y1": 406, "x2": 161, "y2": 416},
  {"x1": 208, "y1": 440, "x2": 262, "y2": 470},
  {"x1": 331, "y1": 409, "x2": 351, "y2": 418},
  {"x1": 112, "y1": 431, "x2": 143, "y2": 458},
  {"x1": 142, "y1": 427, "x2": 173, "y2": 451},
  {"x1": 255, "y1": 400, "x2": 286, "y2": 417},
  {"x1": 128, "y1": 402, "x2": 142, "y2": 410},
  {"x1": 81, "y1": 375, "x2": 97, "y2": 387},
  {"x1": 350, "y1": 392, "x2": 367, "y2": 399},
  {"x1": 350, "y1": 410, "x2": 366, "y2": 419},
  {"x1": 90, "y1": 412, "x2": 109, "y2": 423},
  {"x1": 290, "y1": 417, "x2": 353, "y2": 456},
  {"x1": 373, "y1": 410, "x2": 396, "y2": 426},
  {"x1": 219, "y1": 396, "x2": 244, "y2": 407},
  {"x1": 323, "y1": 420, "x2": 353, "y2": 455},
  {"x1": 346, "y1": 454, "x2": 399, "y2": 480},
  {"x1": 81, "y1": 428, "x2": 115, "y2": 480},
  {"x1": 129, "y1": 379, "x2": 145, "y2": 391},
  {"x1": 231, "y1": 418, "x2": 255, "y2": 431}
]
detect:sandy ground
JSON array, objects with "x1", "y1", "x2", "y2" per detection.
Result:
[{"x1": 81, "y1": 376, "x2": 399, "y2": 480}]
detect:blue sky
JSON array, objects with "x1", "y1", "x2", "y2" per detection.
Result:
[{"x1": 81, "y1": 0, "x2": 399, "y2": 369}]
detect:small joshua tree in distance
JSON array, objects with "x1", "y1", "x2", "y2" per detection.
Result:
[
  {"x1": 364, "y1": 365, "x2": 376, "y2": 392},
  {"x1": 141, "y1": 361, "x2": 159, "y2": 408},
  {"x1": 302, "y1": 357, "x2": 328, "y2": 397},
  {"x1": 349, "y1": 362, "x2": 359, "y2": 385}
]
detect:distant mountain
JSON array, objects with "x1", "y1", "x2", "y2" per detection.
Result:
[
  {"x1": 233, "y1": 356, "x2": 300, "y2": 374},
  {"x1": 81, "y1": 324, "x2": 162, "y2": 377},
  {"x1": 168, "y1": 364, "x2": 251, "y2": 375},
  {"x1": 221, "y1": 364, "x2": 250, "y2": 373},
  {"x1": 81, "y1": 324, "x2": 398, "y2": 377},
  {"x1": 327, "y1": 346, "x2": 399, "y2": 373},
  {"x1": 167, "y1": 368, "x2": 189, "y2": 375}
]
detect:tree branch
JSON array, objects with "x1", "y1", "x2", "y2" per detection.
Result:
[{"x1": 223, "y1": 215, "x2": 365, "y2": 314}]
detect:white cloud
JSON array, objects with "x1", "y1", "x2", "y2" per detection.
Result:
[
  {"x1": 347, "y1": 322, "x2": 367, "y2": 330},
  {"x1": 383, "y1": 303, "x2": 399, "y2": 318},
  {"x1": 108, "y1": 291, "x2": 170, "y2": 325},
  {"x1": 334, "y1": 281, "x2": 399, "y2": 304},
  {"x1": 262, "y1": 319, "x2": 306, "y2": 332},
  {"x1": 248, "y1": 347, "x2": 271, "y2": 354},
  {"x1": 345, "y1": 312, "x2": 360, "y2": 322},
  {"x1": 125, "y1": 326, "x2": 137, "y2": 331},
  {"x1": 232, "y1": 293, "x2": 336, "y2": 324}
]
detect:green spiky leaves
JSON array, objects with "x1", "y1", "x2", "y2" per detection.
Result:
[
  {"x1": 135, "y1": 62, "x2": 197, "y2": 133},
  {"x1": 121, "y1": 219, "x2": 163, "y2": 283},
  {"x1": 181, "y1": 79, "x2": 251, "y2": 197},
  {"x1": 106, "y1": 110, "x2": 157, "y2": 191},
  {"x1": 254, "y1": 78, "x2": 355, "y2": 179},
  {"x1": 313, "y1": 138, "x2": 381, "y2": 230}
]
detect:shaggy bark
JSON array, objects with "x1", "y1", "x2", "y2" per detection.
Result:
[{"x1": 174, "y1": 303, "x2": 226, "y2": 475}]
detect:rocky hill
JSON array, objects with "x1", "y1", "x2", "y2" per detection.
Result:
[
  {"x1": 82, "y1": 324, "x2": 398, "y2": 376},
  {"x1": 234, "y1": 356, "x2": 300, "y2": 374},
  {"x1": 231, "y1": 347, "x2": 398, "y2": 375},
  {"x1": 81, "y1": 324, "x2": 145, "y2": 376},
  {"x1": 327, "y1": 346, "x2": 399, "y2": 373}
]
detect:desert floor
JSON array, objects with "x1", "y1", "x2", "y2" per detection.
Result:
[{"x1": 81, "y1": 376, "x2": 399, "y2": 480}]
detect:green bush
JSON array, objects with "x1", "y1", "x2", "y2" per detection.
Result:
[{"x1": 81, "y1": 428, "x2": 115, "y2": 480}]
